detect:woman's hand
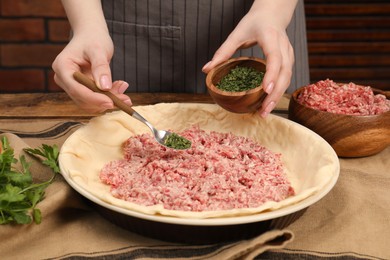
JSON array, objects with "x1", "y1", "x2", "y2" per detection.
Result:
[
  {"x1": 202, "y1": 0, "x2": 298, "y2": 117},
  {"x1": 52, "y1": 0, "x2": 131, "y2": 113}
]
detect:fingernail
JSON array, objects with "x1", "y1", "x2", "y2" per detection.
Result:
[
  {"x1": 264, "y1": 82, "x2": 274, "y2": 94},
  {"x1": 119, "y1": 82, "x2": 129, "y2": 94},
  {"x1": 202, "y1": 61, "x2": 211, "y2": 72},
  {"x1": 260, "y1": 101, "x2": 275, "y2": 118},
  {"x1": 100, "y1": 75, "x2": 111, "y2": 90}
]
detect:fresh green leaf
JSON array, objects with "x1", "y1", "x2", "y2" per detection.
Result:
[
  {"x1": 25, "y1": 144, "x2": 60, "y2": 174},
  {"x1": 33, "y1": 208, "x2": 42, "y2": 224},
  {"x1": 12, "y1": 211, "x2": 32, "y2": 224},
  {"x1": 0, "y1": 137, "x2": 17, "y2": 174},
  {"x1": 7, "y1": 201, "x2": 31, "y2": 211},
  {"x1": 26, "y1": 185, "x2": 47, "y2": 206},
  {"x1": 2, "y1": 170, "x2": 32, "y2": 187},
  {"x1": 0, "y1": 184, "x2": 25, "y2": 203}
]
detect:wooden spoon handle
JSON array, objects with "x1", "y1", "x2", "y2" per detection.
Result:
[{"x1": 73, "y1": 71, "x2": 135, "y2": 116}]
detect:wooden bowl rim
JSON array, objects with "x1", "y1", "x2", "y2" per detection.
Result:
[
  {"x1": 206, "y1": 57, "x2": 266, "y2": 97},
  {"x1": 291, "y1": 84, "x2": 390, "y2": 119}
]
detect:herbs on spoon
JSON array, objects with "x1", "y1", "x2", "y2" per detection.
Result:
[{"x1": 164, "y1": 133, "x2": 192, "y2": 150}]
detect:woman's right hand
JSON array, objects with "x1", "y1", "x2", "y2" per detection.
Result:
[
  {"x1": 52, "y1": 0, "x2": 131, "y2": 113},
  {"x1": 52, "y1": 30, "x2": 131, "y2": 113}
]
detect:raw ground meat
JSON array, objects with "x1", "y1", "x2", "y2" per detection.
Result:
[
  {"x1": 297, "y1": 79, "x2": 390, "y2": 115},
  {"x1": 100, "y1": 126, "x2": 295, "y2": 212}
]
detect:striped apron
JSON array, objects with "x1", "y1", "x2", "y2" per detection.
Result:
[{"x1": 102, "y1": 0, "x2": 309, "y2": 94}]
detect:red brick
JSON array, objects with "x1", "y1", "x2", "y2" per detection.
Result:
[
  {"x1": 47, "y1": 69, "x2": 64, "y2": 92},
  {"x1": 0, "y1": 69, "x2": 45, "y2": 92},
  {"x1": 1, "y1": 44, "x2": 65, "y2": 67},
  {"x1": 0, "y1": 18, "x2": 45, "y2": 41},
  {"x1": 1, "y1": 0, "x2": 66, "y2": 18},
  {"x1": 48, "y1": 19, "x2": 71, "y2": 42}
]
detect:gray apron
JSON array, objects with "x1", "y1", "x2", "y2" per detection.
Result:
[{"x1": 102, "y1": 0, "x2": 309, "y2": 94}]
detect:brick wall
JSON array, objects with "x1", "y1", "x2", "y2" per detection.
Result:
[
  {"x1": 0, "y1": 0, "x2": 69, "y2": 93},
  {"x1": 305, "y1": 0, "x2": 390, "y2": 90}
]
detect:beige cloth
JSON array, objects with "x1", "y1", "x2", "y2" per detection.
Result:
[
  {"x1": 0, "y1": 121, "x2": 293, "y2": 260},
  {"x1": 277, "y1": 146, "x2": 390, "y2": 259},
  {"x1": 1, "y1": 117, "x2": 390, "y2": 259}
]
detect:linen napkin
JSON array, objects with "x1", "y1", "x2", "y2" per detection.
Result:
[
  {"x1": 271, "y1": 146, "x2": 390, "y2": 260},
  {"x1": 0, "y1": 127, "x2": 294, "y2": 260}
]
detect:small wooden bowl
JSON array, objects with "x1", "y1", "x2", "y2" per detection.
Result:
[
  {"x1": 206, "y1": 57, "x2": 267, "y2": 113},
  {"x1": 288, "y1": 86, "x2": 390, "y2": 158}
]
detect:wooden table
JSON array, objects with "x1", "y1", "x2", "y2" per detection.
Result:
[
  {"x1": 0, "y1": 92, "x2": 214, "y2": 119},
  {"x1": 0, "y1": 92, "x2": 292, "y2": 119}
]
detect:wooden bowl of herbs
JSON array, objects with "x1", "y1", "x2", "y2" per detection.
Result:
[{"x1": 206, "y1": 57, "x2": 267, "y2": 113}]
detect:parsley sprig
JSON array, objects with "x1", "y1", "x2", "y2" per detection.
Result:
[{"x1": 0, "y1": 136, "x2": 59, "y2": 225}]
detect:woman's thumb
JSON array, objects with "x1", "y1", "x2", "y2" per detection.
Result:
[
  {"x1": 202, "y1": 37, "x2": 238, "y2": 73},
  {"x1": 90, "y1": 54, "x2": 112, "y2": 90}
]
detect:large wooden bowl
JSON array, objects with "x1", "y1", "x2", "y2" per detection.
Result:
[
  {"x1": 206, "y1": 57, "x2": 267, "y2": 113},
  {"x1": 288, "y1": 87, "x2": 390, "y2": 158}
]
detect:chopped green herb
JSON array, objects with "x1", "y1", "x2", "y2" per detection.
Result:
[
  {"x1": 0, "y1": 136, "x2": 59, "y2": 225},
  {"x1": 216, "y1": 66, "x2": 264, "y2": 92},
  {"x1": 164, "y1": 133, "x2": 192, "y2": 150}
]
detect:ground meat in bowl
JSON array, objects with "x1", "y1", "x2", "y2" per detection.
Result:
[
  {"x1": 100, "y1": 126, "x2": 295, "y2": 212},
  {"x1": 297, "y1": 79, "x2": 390, "y2": 115}
]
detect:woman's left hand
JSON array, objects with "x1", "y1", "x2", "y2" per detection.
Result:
[{"x1": 202, "y1": 0, "x2": 298, "y2": 118}]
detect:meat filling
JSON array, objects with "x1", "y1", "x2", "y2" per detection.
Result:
[
  {"x1": 298, "y1": 79, "x2": 390, "y2": 115},
  {"x1": 100, "y1": 126, "x2": 295, "y2": 212}
]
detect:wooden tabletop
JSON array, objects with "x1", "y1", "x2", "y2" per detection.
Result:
[
  {"x1": 0, "y1": 92, "x2": 213, "y2": 119},
  {"x1": 0, "y1": 92, "x2": 290, "y2": 119}
]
